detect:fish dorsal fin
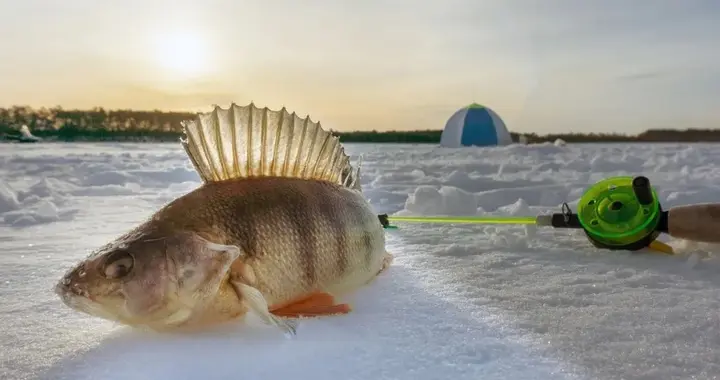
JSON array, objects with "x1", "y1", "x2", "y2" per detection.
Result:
[{"x1": 180, "y1": 103, "x2": 359, "y2": 189}]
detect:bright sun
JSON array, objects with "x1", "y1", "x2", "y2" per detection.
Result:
[{"x1": 151, "y1": 30, "x2": 212, "y2": 80}]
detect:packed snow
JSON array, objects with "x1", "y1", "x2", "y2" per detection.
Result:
[{"x1": 2, "y1": 141, "x2": 720, "y2": 380}]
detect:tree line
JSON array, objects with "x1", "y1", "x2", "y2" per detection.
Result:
[{"x1": 1, "y1": 105, "x2": 719, "y2": 143}]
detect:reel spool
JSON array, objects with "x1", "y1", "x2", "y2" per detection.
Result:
[{"x1": 576, "y1": 176, "x2": 662, "y2": 251}]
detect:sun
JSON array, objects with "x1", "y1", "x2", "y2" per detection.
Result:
[{"x1": 150, "y1": 30, "x2": 212, "y2": 80}]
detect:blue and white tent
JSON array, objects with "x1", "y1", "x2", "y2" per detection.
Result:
[{"x1": 439, "y1": 103, "x2": 512, "y2": 147}]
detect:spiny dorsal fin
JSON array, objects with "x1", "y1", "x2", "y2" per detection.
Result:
[{"x1": 180, "y1": 103, "x2": 360, "y2": 190}]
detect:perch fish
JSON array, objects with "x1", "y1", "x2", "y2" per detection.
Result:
[{"x1": 54, "y1": 102, "x2": 393, "y2": 335}]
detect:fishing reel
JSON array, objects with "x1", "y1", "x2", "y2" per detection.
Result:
[
  {"x1": 548, "y1": 175, "x2": 666, "y2": 252},
  {"x1": 377, "y1": 175, "x2": 672, "y2": 254}
]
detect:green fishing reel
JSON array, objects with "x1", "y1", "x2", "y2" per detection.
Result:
[
  {"x1": 375, "y1": 174, "x2": 669, "y2": 253},
  {"x1": 574, "y1": 176, "x2": 662, "y2": 251}
]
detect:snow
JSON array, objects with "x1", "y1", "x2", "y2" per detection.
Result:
[{"x1": 2, "y1": 141, "x2": 720, "y2": 380}]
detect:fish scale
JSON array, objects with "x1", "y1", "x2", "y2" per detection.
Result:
[{"x1": 54, "y1": 102, "x2": 393, "y2": 334}]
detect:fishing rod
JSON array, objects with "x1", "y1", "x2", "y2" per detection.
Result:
[{"x1": 378, "y1": 175, "x2": 713, "y2": 255}]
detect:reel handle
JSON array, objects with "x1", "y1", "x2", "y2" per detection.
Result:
[{"x1": 632, "y1": 176, "x2": 654, "y2": 205}]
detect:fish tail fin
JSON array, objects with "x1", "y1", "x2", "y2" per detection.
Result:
[{"x1": 180, "y1": 102, "x2": 358, "y2": 189}]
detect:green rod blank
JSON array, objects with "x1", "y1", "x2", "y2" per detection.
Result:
[{"x1": 386, "y1": 215, "x2": 538, "y2": 225}]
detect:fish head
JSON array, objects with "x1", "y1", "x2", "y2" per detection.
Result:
[
  {"x1": 54, "y1": 235, "x2": 172, "y2": 325},
  {"x1": 54, "y1": 230, "x2": 242, "y2": 327}
]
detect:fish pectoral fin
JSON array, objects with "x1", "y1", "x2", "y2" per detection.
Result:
[
  {"x1": 269, "y1": 292, "x2": 352, "y2": 318},
  {"x1": 230, "y1": 281, "x2": 297, "y2": 336},
  {"x1": 170, "y1": 233, "x2": 243, "y2": 308}
]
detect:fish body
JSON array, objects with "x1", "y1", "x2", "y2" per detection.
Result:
[{"x1": 54, "y1": 103, "x2": 392, "y2": 334}]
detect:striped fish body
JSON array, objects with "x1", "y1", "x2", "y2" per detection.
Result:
[
  {"x1": 54, "y1": 102, "x2": 392, "y2": 334},
  {"x1": 153, "y1": 176, "x2": 387, "y2": 310}
]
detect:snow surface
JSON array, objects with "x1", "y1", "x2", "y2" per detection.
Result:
[{"x1": 2, "y1": 142, "x2": 720, "y2": 380}]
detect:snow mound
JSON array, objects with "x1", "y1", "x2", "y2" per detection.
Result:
[
  {"x1": 0, "y1": 145, "x2": 200, "y2": 227},
  {"x1": 0, "y1": 183, "x2": 21, "y2": 213},
  {"x1": 0, "y1": 181, "x2": 76, "y2": 227},
  {"x1": 396, "y1": 185, "x2": 478, "y2": 216}
]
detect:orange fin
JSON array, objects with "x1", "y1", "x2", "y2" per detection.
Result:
[{"x1": 270, "y1": 292, "x2": 352, "y2": 318}]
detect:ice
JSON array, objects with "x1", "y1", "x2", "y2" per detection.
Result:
[{"x1": 2, "y1": 142, "x2": 720, "y2": 380}]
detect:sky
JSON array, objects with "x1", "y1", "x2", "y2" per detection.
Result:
[{"x1": 0, "y1": 0, "x2": 719, "y2": 134}]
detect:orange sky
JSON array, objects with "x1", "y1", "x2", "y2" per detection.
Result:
[{"x1": 1, "y1": 0, "x2": 718, "y2": 133}]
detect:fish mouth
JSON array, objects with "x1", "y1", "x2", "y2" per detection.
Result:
[
  {"x1": 54, "y1": 278, "x2": 115, "y2": 320},
  {"x1": 54, "y1": 275, "x2": 92, "y2": 307},
  {"x1": 55, "y1": 283, "x2": 89, "y2": 315},
  {"x1": 54, "y1": 262, "x2": 92, "y2": 299},
  {"x1": 54, "y1": 271, "x2": 132, "y2": 324}
]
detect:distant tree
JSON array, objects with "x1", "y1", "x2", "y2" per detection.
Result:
[{"x1": 1, "y1": 105, "x2": 719, "y2": 143}]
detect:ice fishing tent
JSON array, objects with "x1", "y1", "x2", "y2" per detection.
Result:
[{"x1": 439, "y1": 103, "x2": 512, "y2": 147}]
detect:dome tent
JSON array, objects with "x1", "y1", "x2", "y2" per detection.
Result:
[{"x1": 439, "y1": 103, "x2": 512, "y2": 147}]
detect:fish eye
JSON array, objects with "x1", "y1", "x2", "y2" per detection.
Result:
[{"x1": 102, "y1": 250, "x2": 134, "y2": 279}]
